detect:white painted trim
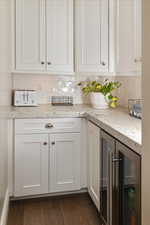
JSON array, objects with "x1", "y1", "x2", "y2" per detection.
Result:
[
  {"x1": 0, "y1": 189, "x2": 10, "y2": 225},
  {"x1": 8, "y1": 119, "x2": 14, "y2": 196},
  {"x1": 109, "y1": 0, "x2": 116, "y2": 73},
  {"x1": 11, "y1": 0, "x2": 15, "y2": 71},
  {"x1": 11, "y1": 70, "x2": 141, "y2": 77},
  {"x1": 80, "y1": 118, "x2": 88, "y2": 188},
  {"x1": 11, "y1": 188, "x2": 88, "y2": 200},
  {"x1": 11, "y1": 71, "x2": 75, "y2": 76}
]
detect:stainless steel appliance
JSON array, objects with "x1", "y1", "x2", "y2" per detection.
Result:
[
  {"x1": 100, "y1": 130, "x2": 141, "y2": 225},
  {"x1": 128, "y1": 99, "x2": 142, "y2": 119},
  {"x1": 13, "y1": 90, "x2": 38, "y2": 106},
  {"x1": 51, "y1": 96, "x2": 73, "y2": 106}
]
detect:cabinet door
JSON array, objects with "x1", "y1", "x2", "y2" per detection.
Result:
[
  {"x1": 76, "y1": 0, "x2": 109, "y2": 73},
  {"x1": 46, "y1": 0, "x2": 74, "y2": 74},
  {"x1": 116, "y1": 0, "x2": 142, "y2": 75},
  {"x1": 49, "y1": 133, "x2": 80, "y2": 192},
  {"x1": 88, "y1": 121, "x2": 100, "y2": 210},
  {"x1": 16, "y1": 0, "x2": 46, "y2": 71},
  {"x1": 14, "y1": 134, "x2": 49, "y2": 196},
  {"x1": 115, "y1": 142, "x2": 141, "y2": 225},
  {"x1": 100, "y1": 130, "x2": 115, "y2": 225}
]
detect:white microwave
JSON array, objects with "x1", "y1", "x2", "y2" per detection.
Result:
[{"x1": 13, "y1": 90, "x2": 38, "y2": 106}]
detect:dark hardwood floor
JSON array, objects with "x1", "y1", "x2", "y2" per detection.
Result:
[{"x1": 7, "y1": 193, "x2": 102, "y2": 225}]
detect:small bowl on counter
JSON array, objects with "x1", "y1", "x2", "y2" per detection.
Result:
[{"x1": 128, "y1": 99, "x2": 142, "y2": 119}]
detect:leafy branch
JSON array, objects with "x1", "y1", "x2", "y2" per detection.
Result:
[
  {"x1": 78, "y1": 79, "x2": 121, "y2": 96},
  {"x1": 78, "y1": 79, "x2": 121, "y2": 108}
]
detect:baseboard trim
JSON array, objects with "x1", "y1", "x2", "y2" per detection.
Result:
[
  {"x1": 11, "y1": 188, "x2": 88, "y2": 200},
  {"x1": 0, "y1": 188, "x2": 9, "y2": 225}
]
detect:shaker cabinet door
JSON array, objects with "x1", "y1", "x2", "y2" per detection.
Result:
[
  {"x1": 46, "y1": 0, "x2": 74, "y2": 74},
  {"x1": 49, "y1": 133, "x2": 81, "y2": 193},
  {"x1": 76, "y1": 0, "x2": 109, "y2": 73},
  {"x1": 88, "y1": 121, "x2": 100, "y2": 210},
  {"x1": 14, "y1": 134, "x2": 49, "y2": 196},
  {"x1": 16, "y1": 0, "x2": 46, "y2": 71},
  {"x1": 115, "y1": 0, "x2": 142, "y2": 75}
]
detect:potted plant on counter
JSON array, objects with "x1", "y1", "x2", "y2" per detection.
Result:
[{"x1": 78, "y1": 79, "x2": 121, "y2": 109}]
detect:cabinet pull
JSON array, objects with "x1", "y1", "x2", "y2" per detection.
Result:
[
  {"x1": 112, "y1": 158, "x2": 122, "y2": 162},
  {"x1": 41, "y1": 61, "x2": 45, "y2": 65},
  {"x1": 45, "y1": 123, "x2": 53, "y2": 129},
  {"x1": 51, "y1": 142, "x2": 55, "y2": 145},
  {"x1": 101, "y1": 61, "x2": 106, "y2": 66},
  {"x1": 47, "y1": 62, "x2": 52, "y2": 65},
  {"x1": 134, "y1": 57, "x2": 142, "y2": 63},
  {"x1": 43, "y1": 142, "x2": 48, "y2": 146}
]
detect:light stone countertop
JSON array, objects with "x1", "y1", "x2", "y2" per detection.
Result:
[{"x1": 6, "y1": 104, "x2": 142, "y2": 155}]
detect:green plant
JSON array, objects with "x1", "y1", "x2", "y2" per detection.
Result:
[{"x1": 78, "y1": 79, "x2": 121, "y2": 108}]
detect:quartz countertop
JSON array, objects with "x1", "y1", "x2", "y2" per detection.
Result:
[{"x1": 7, "y1": 104, "x2": 142, "y2": 155}]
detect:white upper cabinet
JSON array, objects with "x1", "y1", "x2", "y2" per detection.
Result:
[
  {"x1": 115, "y1": 0, "x2": 142, "y2": 75},
  {"x1": 76, "y1": 0, "x2": 141, "y2": 75},
  {"x1": 76, "y1": 0, "x2": 109, "y2": 73},
  {"x1": 16, "y1": 0, "x2": 46, "y2": 71},
  {"x1": 15, "y1": 0, "x2": 74, "y2": 74},
  {"x1": 46, "y1": 0, "x2": 74, "y2": 73},
  {"x1": 15, "y1": 0, "x2": 141, "y2": 75}
]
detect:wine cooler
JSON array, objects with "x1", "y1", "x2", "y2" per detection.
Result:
[{"x1": 100, "y1": 130, "x2": 141, "y2": 225}]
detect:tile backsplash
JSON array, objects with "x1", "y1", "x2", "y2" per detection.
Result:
[
  {"x1": 115, "y1": 76, "x2": 142, "y2": 107},
  {"x1": 12, "y1": 74, "x2": 141, "y2": 107}
]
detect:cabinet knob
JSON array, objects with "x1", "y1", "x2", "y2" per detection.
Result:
[
  {"x1": 47, "y1": 62, "x2": 52, "y2": 65},
  {"x1": 41, "y1": 61, "x2": 45, "y2": 65},
  {"x1": 43, "y1": 142, "x2": 48, "y2": 146},
  {"x1": 51, "y1": 142, "x2": 55, "y2": 145},
  {"x1": 101, "y1": 62, "x2": 106, "y2": 66},
  {"x1": 45, "y1": 123, "x2": 53, "y2": 129},
  {"x1": 134, "y1": 58, "x2": 142, "y2": 63}
]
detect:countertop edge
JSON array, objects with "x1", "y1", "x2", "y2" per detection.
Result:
[
  {"x1": 85, "y1": 113, "x2": 141, "y2": 155},
  {"x1": 6, "y1": 105, "x2": 142, "y2": 155}
]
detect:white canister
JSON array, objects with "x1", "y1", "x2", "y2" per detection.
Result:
[{"x1": 90, "y1": 92, "x2": 109, "y2": 109}]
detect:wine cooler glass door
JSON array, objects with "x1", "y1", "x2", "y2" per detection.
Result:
[
  {"x1": 116, "y1": 142, "x2": 141, "y2": 225},
  {"x1": 100, "y1": 131, "x2": 115, "y2": 225}
]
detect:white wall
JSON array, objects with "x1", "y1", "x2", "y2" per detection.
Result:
[
  {"x1": 142, "y1": 0, "x2": 150, "y2": 224},
  {"x1": 12, "y1": 74, "x2": 141, "y2": 107},
  {"x1": 0, "y1": 0, "x2": 12, "y2": 220}
]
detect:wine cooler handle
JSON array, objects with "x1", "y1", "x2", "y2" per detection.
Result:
[
  {"x1": 112, "y1": 151, "x2": 122, "y2": 225},
  {"x1": 112, "y1": 158, "x2": 122, "y2": 162},
  {"x1": 109, "y1": 151, "x2": 115, "y2": 225}
]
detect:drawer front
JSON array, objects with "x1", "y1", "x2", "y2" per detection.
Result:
[{"x1": 15, "y1": 118, "x2": 81, "y2": 134}]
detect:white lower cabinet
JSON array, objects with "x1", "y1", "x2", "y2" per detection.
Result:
[
  {"x1": 49, "y1": 133, "x2": 81, "y2": 193},
  {"x1": 14, "y1": 134, "x2": 49, "y2": 197},
  {"x1": 14, "y1": 121, "x2": 81, "y2": 197},
  {"x1": 87, "y1": 121, "x2": 100, "y2": 211}
]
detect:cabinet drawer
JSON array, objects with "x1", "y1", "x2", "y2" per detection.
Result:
[{"x1": 15, "y1": 118, "x2": 81, "y2": 134}]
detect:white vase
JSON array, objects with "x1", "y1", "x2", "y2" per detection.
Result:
[{"x1": 90, "y1": 93, "x2": 109, "y2": 109}]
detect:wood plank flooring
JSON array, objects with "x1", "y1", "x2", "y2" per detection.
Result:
[{"x1": 7, "y1": 193, "x2": 102, "y2": 225}]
